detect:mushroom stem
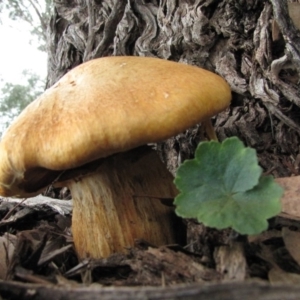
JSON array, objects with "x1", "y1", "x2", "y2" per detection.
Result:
[
  {"x1": 202, "y1": 119, "x2": 218, "y2": 141},
  {"x1": 67, "y1": 147, "x2": 180, "y2": 259}
]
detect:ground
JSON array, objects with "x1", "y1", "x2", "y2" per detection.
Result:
[{"x1": 1, "y1": 190, "x2": 300, "y2": 299}]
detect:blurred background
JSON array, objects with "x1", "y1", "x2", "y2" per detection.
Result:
[{"x1": 0, "y1": 0, "x2": 50, "y2": 136}]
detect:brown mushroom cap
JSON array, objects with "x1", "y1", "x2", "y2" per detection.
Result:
[{"x1": 0, "y1": 56, "x2": 231, "y2": 197}]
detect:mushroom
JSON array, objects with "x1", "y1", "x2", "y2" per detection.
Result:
[{"x1": 0, "y1": 56, "x2": 231, "y2": 259}]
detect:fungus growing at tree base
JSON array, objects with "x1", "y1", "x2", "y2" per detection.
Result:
[{"x1": 0, "y1": 56, "x2": 231, "y2": 259}]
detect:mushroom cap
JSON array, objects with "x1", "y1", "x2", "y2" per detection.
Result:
[{"x1": 0, "y1": 56, "x2": 231, "y2": 197}]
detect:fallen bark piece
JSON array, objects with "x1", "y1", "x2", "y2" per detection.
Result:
[
  {"x1": 0, "y1": 234, "x2": 16, "y2": 280},
  {"x1": 214, "y1": 241, "x2": 247, "y2": 281},
  {"x1": 282, "y1": 227, "x2": 300, "y2": 267},
  {"x1": 4, "y1": 224, "x2": 73, "y2": 282},
  {"x1": 0, "y1": 195, "x2": 73, "y2": 216},
  {"x1": 275, "y1": 176, "x2": 300, "y2": 220},
  {"x1": 2, "y1": 280, "x2": 300, "y2": 300},
  {"x1": 0, "y1": 206, "x2": 34, "y2": 227},
  {"x1": 127, "y1": 246, "x2": 220, "y2": 286},
  {"x1": 269, "y1": 267, "x2": 300, "y2": 285}
]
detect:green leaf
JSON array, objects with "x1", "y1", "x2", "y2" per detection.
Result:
[
  {"x1": 0, "y1": 70, "x2": 45, "y2": 135},
  {"x1": 174, "y1": 137, "x2": 283, "y2": 235}
]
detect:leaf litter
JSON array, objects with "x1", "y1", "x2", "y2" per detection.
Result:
[
  {"x1": 0, "y1": 178, "x2": 300, "y2": 286},
  {"x1": 1, "y1": 159, "x2": 300, "y2": 298}
]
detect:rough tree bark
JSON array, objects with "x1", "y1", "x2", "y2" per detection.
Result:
[
  {"x1": 47, "y1": 0, "x2": 300, "y2": 178},
  {"x1": 39, "y1": 0, "x2": 300, "y2": 297}
]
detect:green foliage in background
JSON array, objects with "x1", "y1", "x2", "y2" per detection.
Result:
[
  {"x1": 0, "y1": 1, "x2": 50, "y2": 135},
  {"x1": 0, "y1": 0, "x2": 52, "y2": 51},
  {"x1": 0, "y1": 71, "x2": 44, "y2": 133},
  {"x1": 174, "y1": 137, "x2": 283, "y2": 235}
]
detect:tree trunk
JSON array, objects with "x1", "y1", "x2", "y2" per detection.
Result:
[
  {"x1": 47, "y1": 0, "x2": 300, "y2": 177},
  {"x1": 44, "y1": 0, "x2": 300, "y2": 295}
]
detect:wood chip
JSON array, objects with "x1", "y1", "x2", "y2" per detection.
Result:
[
  {"x1": 0, "y1": 234, "x2": 16, "y2": 280},
  {"x1": 282, "y1": 227, "x2": 300, "y2": 266},
  {"x1": 214, "y1": 241, "x2": 247, "y2": 281},
  {"x1": 275, "y1": 176, "x2": 300, "y2": 220},
  {"x1": 269, "y1": 267, "x2": 300, "y2": 284}
]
